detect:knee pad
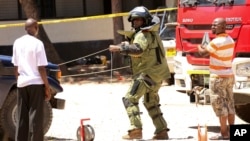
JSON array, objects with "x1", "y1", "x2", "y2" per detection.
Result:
[
  {"x1": 122, "y1": 97, "x2": 133, "y2": 109},
  {"x1": 122, "y1": 97, "x2": 138, "y2": 109},
  {"x1": 122, "y1": 97, "x2": 141, "y2": 117}
]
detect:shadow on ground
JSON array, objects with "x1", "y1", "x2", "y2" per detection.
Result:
[
  {"x1": 45, "y1": 136, "x2": 76, "y2": 141},
  {"x1": 61, "y1": 74, "x2": 132, "y2": 85},
  {"x1": 0, "y1": 131, "x2": 76, "y2": 141},
  {"x1": 189, "y1": 125, "x2": 220, "y2": 133}
]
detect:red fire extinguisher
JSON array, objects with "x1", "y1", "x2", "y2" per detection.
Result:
[{"x1": 76, "y1": 118, "x2": 95, "y2": 141}]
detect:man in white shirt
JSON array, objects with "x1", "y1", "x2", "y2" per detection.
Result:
[{"x1": 12, "y1": 18, "x2": 51, "y2": 141}]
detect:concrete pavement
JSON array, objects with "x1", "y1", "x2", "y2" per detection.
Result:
[{"x1": 45, "y1": 81, "x2": 247, "y2": 141}]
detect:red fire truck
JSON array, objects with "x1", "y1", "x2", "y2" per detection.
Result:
[{"x1": 174, "y1": 0, "x2": 250, "y2": 122}]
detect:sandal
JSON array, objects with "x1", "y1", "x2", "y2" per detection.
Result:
[{"x1": 209, "y1": 135, "x2": 229, "y2": 140}]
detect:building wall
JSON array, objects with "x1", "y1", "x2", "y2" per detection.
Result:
[
  {"x1": 56, "y1": 0, "x2": 84, "y2": 18},
  {"x1": 0, "y1": 0, "x2": 166, "y2": 45},
  {"x1": 0, "y1": 0, "x2": 18, "y2": 19},
  {"x1": 86, "y1": 0, "x2": 104, "y2": 15},
  {"x1": 0, "y1": 16, "x2": 131, "y2": 62},
  {"x1": 0, "y1": 16, "x2": 131, "y2": 46},
  {"x1": 165, "y1": 0, "x2": 178, "y2": 8},
  {"x1": 0, "y1": 0, "x2": 166, "y2": 62}
]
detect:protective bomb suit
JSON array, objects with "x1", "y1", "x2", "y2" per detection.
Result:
[{"x1": 109, "y1": 6, "x2": 171, "y2": 140}]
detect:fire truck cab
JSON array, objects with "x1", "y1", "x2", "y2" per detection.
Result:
[{"x1": 174, "y1": 0, "x2": 250, "y2": 122}]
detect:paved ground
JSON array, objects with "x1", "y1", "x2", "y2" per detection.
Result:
[{"x1": 44, "y1": 78, "x2": 247, "y2": 141}]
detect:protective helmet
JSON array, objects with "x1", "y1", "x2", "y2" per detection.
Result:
[{"x1": 128, "y1": 6, "x2": 153, "y2": 25}]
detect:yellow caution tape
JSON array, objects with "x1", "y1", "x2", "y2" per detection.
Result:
[
  {"x1": 187, "y1": 70, "x2": 210, "y2": 75},
  {"x1": 0, "y1": 7, "x2": 177, "y2": 28},
  {"x1": 0, "y1": 23, "x2": 25, "y2": 28}
]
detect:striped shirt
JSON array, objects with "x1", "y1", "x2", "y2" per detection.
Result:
[{"x1": 206, "y1": 33, "x2": 235, "y2": 77}]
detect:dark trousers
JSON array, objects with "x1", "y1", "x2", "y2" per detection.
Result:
[{"x1": 15, "y1": 85, "x2": 45, "y2": 141}]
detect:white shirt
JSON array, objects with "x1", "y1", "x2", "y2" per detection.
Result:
[{"x1": 12, "y1": 34, "x2": 48, "y2": 87}]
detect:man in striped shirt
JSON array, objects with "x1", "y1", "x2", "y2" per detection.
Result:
[{"x1": 198, "y1": 18, "x2": 235, "y2": 140}]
